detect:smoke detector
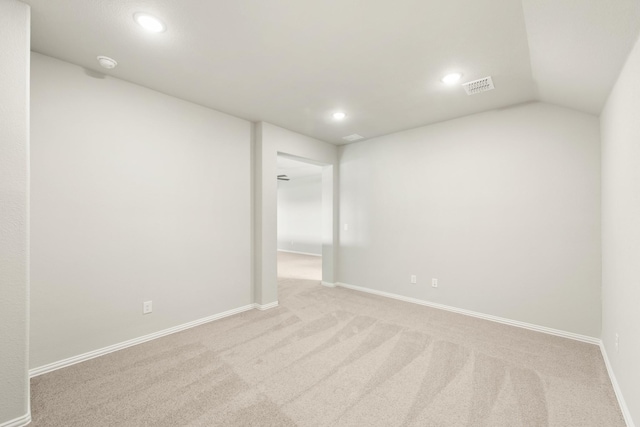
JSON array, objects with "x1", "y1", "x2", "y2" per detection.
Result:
[
  {"x1": 97, "y1": 56, "x2": 118, "y2": 69},
  {"x1": 462, "y1": 76, "x2": 494, "y2": 95},
  {"x1": 342, "y1": 134, "x2": 364, "y2": 142}
]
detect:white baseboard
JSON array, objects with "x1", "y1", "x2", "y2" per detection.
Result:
[
  {"x1": 321, "y1": 281, "x2": 336, "y2": 288},
  {"x1": 0, "y1": 412, "x2": 31, "y2": 427},
  {"x1": 334, "y1": 282, "x2": 600, "y2": 345},
  {"x1": 600, "y1": 342, "x2": 635, "y2": 427},
  {"x1": 277, "y1": 249, "x2": 322, "y2": 257},
  {"x1": 255, "y1": 301, "x2": 279, "y2": 310},
  {"x1": 29, "y1": 303, "x2": 256, "y2": 378}
]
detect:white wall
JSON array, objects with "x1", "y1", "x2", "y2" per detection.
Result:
[
  {"x1": 339, "y1": 102, "x2": 601, "y2": 337},
  {"x1": 0, "y1": 1, "x2": 31, "y2": 424},
  {"x1": 601, "y1": 34, "x2": 640, "y2": 426},
  {"x1": 30, "y1": 53, "x2": 253, "y2": 369},
  {"x1": 277, "y1": 174, "x2": 323, "y2": 255}
]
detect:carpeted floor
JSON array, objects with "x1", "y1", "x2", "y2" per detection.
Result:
[{"x1": 30, "y1": 252, "x2": 624, "y2": 426}]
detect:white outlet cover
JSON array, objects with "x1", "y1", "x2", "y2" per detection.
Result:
[{"x1": 143, "y1": 301, "x2": 153, "y2": 314}]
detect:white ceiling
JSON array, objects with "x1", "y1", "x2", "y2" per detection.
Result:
[
  {"x1": 522, "y1": 0, "x2": 640, "y2": 115},
  {"x1": 23, "y1": 0, "x2": 640, "y2": 145}
]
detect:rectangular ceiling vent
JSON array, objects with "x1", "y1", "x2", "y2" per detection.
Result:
[
  {"x1": 342, "y1": 134, "x2": 364, "y2": 142},
  {"x1": 462, "y1": 76, "x2": 495, "y2": 95}
]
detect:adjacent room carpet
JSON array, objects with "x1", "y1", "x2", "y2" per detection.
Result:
[{"x1": 30, "y1": 252, "x2": 624, "y2": 426}]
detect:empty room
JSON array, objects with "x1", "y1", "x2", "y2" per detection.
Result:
[{"x1": 1, "y1": 0, "x2": 639, "y2": 426}]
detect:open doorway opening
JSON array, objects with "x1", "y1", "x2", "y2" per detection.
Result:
[
  {"x1": 253, "y1": 122, "x2": 337, "y2": 307},
  {"x1": 276, "y1": 154, "x2": 323, "y2": 284}
]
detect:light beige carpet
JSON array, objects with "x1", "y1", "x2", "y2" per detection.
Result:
[{"x1": 30, "y1": 252, "x2": 624, "y2": 426}]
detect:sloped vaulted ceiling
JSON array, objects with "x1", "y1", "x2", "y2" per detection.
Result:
[
  {"x1": 22, "y1": 0, "x2": 640, "y2": 144},
  {"x1": 523, "y1": 0, "x2": 640, "y2": 115}
]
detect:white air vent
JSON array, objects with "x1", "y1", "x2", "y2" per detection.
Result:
[
  {"x1": 342, "y1": 134, "x2": 364, "y2": 142},
  {"x1": 462, "y1": 76, "x2": 495, "y2": 95}
]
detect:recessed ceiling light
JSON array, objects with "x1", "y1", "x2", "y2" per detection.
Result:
[
  {"x1": 441, "y1": 73, "x2": 463, "y2": 85},
  {"x1": 134, "y1": 13, "x2": 166, "y2": 33},
  {"x1": 332, "y1": 112, "x2": 347, "y2": 120},
  {"x1": 97, "y1": 56, "x2": 117, "y2": 69}
]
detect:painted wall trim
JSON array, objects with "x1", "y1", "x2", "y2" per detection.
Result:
[
  {"x1": 29, "y1": 303, "x2": 256, "y2": 378},
  {"x1": 600, "y1": 343, "x2": 636, "y2": 427},
  {"x1": 335, "y1": 282, "x2": 600, "y2": 345},
  {"x1": 255, "y1": 301, "x2": 279, "y2": 311},
  {"x1": 0, "y1": 413, "x2": 31, "y2": 427},
  {"x1": 277, "y1": 249, "x2": 322, "y2": 257},
  {"x1": 321, "y1": 281, "x2": 336, "y2": 288}
]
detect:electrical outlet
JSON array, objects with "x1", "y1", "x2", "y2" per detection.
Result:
[
  {"x1": 615, "y1": 333, "x2": 619, "y2": 353},
  {"x1": 410, "y1": 275, "x2": 417, "y2": 284},
  {"x1": 143, "y1": 300, "x2": 153, "y2": 314},
  {"x1": 432, "y1": 278, "x2": 438, "y2": 288},
  {"x1": 344, "y1": 223, "x2": 349, "y2": 231}
]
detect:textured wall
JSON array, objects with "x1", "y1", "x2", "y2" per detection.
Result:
[
  {"x1": 0, "y1": 1, "x2": 31, "y2": 424},
  {"x1": 601, "y1": 33, "x2": 640, "y2": 426},
  {"x1": 30, "y1": 53, "x2": 253, "y2": 369},
  {"x1": 339, "y1": 102, "x2": 601, "y2": 337}
]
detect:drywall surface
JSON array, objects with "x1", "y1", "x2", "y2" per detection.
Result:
[
  {"x1": 30, "y1": 53, "x2": 252, "y2": 368},
  {"x1": 0, "y1": 1, "x2": 30, "y2": 424},
  {"x1": 255, "y1": 123, "x2": 338, "y2": 304},
  {"x1": 601, "y1": 33, "x2": 640, "y2": 426},
  {"x1": 277, "y1": 174, "x2": 323, "y2": 255},
  {"x1": 339, "y1": 102, "x2": 601, "y2": 337}
]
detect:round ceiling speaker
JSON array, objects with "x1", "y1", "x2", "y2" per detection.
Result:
[{"x1": 97, "y1": 56, "x2": 118, "y2": 69}]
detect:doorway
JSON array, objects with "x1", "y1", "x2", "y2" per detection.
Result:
[
  {"x1": 253, "y1": 122, "x2": 338, "y2": 307},
  {"x1": 276, "y1": 154, "x2": 323, "y2": 284}
]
